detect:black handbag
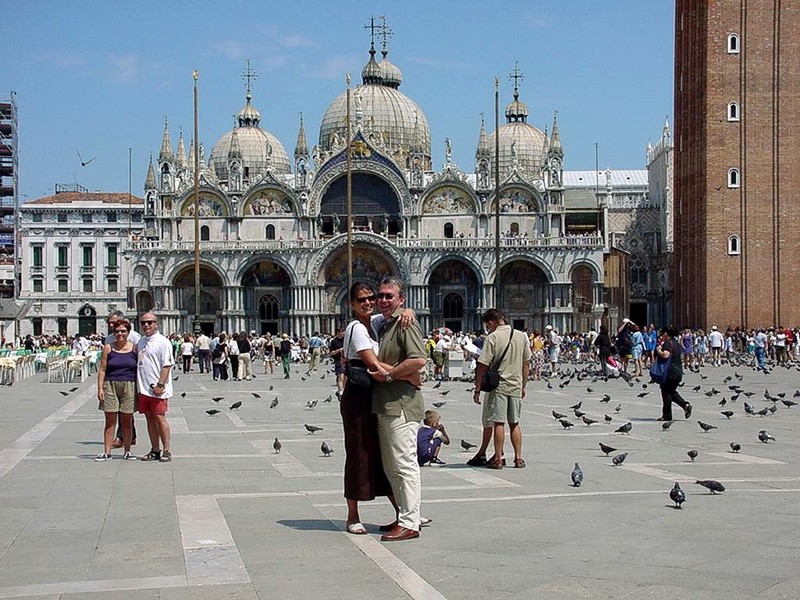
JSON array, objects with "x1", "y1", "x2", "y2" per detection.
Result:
[
  {"x1": 344, "y1": 326, "x2": 373, "y2": 389},
  {"x1": 479, "y1": 330, "x2": 514, "y2": 392}
]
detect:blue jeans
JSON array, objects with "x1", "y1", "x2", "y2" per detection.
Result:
[{"x1": 754, "y1": 346, "x2": 765, "y2": 370}]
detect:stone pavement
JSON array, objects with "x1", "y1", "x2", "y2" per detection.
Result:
[{"x1": 1, "y1": 359, "x2": 799, "y2": 599}]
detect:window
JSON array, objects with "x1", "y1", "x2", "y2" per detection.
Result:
[
  {"x1": 107, "y1": 278, "x2": 118, "y2": 293},
  {"x1": 132, "y1": 213, "x2": 142, "y2": 223},
  {"x1": 728, "y1": 235, "x2": 741, "y2": 255},
  {"x1": 57, "y1": 317, "x2": 68, "y2": 336},
  {"x1": 727, "y1": 33, "x2": 740, "y2": 54},
  {"x1": 33, "y1": 279, "x2": 43, "y2": 293},
  {"x1": 57, "y1": 246, "x2": 68, "y2": 267},
  {"x1": 510, "y1": 222, "x2": 520, "y2": 236},
  {"x1": 728, "y1": 168, "x2": 741, "y2": 188},
  {"x1": 200, "y1": 225, "x2": 210, "y2": 241},
  {"x1": 106, "y1": 211, "x2": 117, "y2": 223},
  {"x1": 32, "y1": 213, "x2": 42, "y2": 223},
  {"x1": 444, "y1": 222, "x2": 454, "y2": 239},
  {"x1": 58, "y1": 279, "x2": 68, "y2": 293},
  {"x1": 83, "y1": 278, "x2": 92, "y2": 293},
  {"x1": 32, "y1": 245, "x2": 43, "y2": 267},
  {"x1": 32, "y1": 318, "x2": 42, "y2": 336},
  {"x1": 82, "y1": 213, "x2": 92, "y2": 223},
  {"x1": 265, "y1": 224, "x2": 276, "y2": 240},
  {"x1": 82, "y1": 245, "x2": 93, "y2": 267},
  {"x1": 57, "y1": 212, "x2": 68, "y2": 223},
  {"x1": 107, "y1": 244, "x2": 118, "y2": 267},
  {"x1": 727, "y1": 101, "x2": 740, "y2": 121},
  {"x1": 630, "y1": 267, "x2": 648, "y2": 286}
]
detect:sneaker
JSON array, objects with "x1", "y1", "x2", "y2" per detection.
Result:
[
  {"x1": 159, "y1": 450, "x2": 173, "y2": 463},
  {"x1": 684, "y1": 403, "x2": 693, "y2": 419},
  {"x1": 140, "y1": 449, "x2": 161, "y2": 461},
  {"x1": 95, "y1": 453, "x2": 111, "y2": 462},
  {"x1": 123, "y1": 451, "x2": 138, "y2": 461},
  {"x1": 429, "y1": 457, "x2": 446, "y2": 466}
]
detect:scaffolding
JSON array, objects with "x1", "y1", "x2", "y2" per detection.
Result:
[{"x1": 0, "y1": 92, "x2": 18, "y2": 298}]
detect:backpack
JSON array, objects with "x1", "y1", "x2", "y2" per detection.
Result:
[{"x1": 211, "y1": 345, "x2": 223, "y2": 360}]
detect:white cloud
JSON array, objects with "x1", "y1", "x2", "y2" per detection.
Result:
[
  {"x1": 107, "y1": 54, "x2": 139, "y2": 86},
  {"x1": 214, "y1": 40, "x2": 245, "y2": 60}
]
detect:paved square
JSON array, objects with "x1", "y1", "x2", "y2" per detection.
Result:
[{"x1": 1, "y1": 360, "x2": 799, "y2": 599}]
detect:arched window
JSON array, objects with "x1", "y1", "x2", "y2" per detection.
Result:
[
  {"x1": 200, "y1": 225, "x2": 210, "y2": 241},
  {"x1": 444, "y1": 222, "x2": 454, "y2": 239},
  {"x1": 728, "y1": 235, "x2": 741, "y2": 255},
  {"x1": 510, "y1": 222, "x2": 520, "y2": 236},
  {"x1": 727, "y1": 33, "x2": 740, "y2": 54},
  {"x1": 727, "y1": 101, "x2": 740, "y2": 121},
  {"x1": 265, "y1": 224, "x2": 276, "y2": 240},
  {"x1": 259, "y1": 294, "x2": 280, "y2": 320},
  {"x1": 728, "y1": 168, "x2": 741, "y2": 188}
]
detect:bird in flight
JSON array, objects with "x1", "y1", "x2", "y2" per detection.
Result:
[{"x1": 77, "y1": 150, "x2": 95, "y2": 167}]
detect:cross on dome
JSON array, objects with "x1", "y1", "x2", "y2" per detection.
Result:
[
  {"x1": 509, "y1": 61, "x2": 525, "y2": 99},
  {"x1": 242, "y1": 59, "x2": 258, "y2": 98},
  {"x1": 379, "y1": 15, "x2": 393, "y2": 57}
]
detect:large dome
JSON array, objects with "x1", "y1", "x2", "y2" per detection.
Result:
[
  {"x1": 488, "y1": 87, "x2": 547, "y2": 177},
  {"x1": 318, "y1": 47, "x2": 430, "y2": 161},
  {"x1": 211, "y1": 93, "x2": 291, "y2": 181}
]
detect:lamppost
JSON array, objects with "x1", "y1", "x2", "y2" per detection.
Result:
[{"x1": 192, "y1": 69, "x2": 201, "y2": 335}]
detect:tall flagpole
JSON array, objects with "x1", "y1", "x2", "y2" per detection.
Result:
[
  {"x1": 494, "y1": 77, "x2": 501, "y2": 301},
  {"x1": 193, "y1": 69, "x2": 201, "y2": 334},
  {"x1": 346, "y1": 74, "x2": 353, "y2": 295}
]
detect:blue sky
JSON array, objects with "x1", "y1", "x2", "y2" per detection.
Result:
[{"x1": 4, "y1": 0, "x2": 674, "y2": 201}]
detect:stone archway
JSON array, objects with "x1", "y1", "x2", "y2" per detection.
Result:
[
  {"x1": 173, "y1": 265, "x2": 224, "y2": 323},
  {"x1": 77, "y1": 304, "x2": 98, "y2": 337},
  {"x1": 497, "y1": 260, "x2": 550, "y2": 332},
  {"x1": 571, "y1": 264, "x2": 596, "y2": 333},
  {"x1": 241, "y1": 260, "x2": 292, "y2": 334},
  {"x1": 427, "y1": 259, "x2": 481, "y2": 334}
]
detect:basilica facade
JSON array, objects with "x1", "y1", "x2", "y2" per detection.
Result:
[{"x1": 127, "y1": 41, "x2": 616, "y2": 337}]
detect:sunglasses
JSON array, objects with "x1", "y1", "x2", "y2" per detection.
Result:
[
  {"x1": 114, "y1": 330, "x2": 129, "y2": 334},
  {"x1": 355, "y1": 295, "x2": 376, "y2": 304},
  {"x1": 376, "y1": 293, "x2": 396, "y2": 300},
  {"x1": 140, "y1": 320, "x2": 156, "y2": 325}
]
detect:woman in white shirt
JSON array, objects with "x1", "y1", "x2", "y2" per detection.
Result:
[{"x1": 180, "y1": 334, "x2": 194, "y2": 374}]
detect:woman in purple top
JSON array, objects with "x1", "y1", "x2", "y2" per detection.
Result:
[
  {"x1": 681, "y1": 329, "x2": 694, "y2": 369},
  {"x1": 96, "y1": 319, "x2": 138, "y2": 461}
]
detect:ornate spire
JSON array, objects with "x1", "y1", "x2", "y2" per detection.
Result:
[
  {"x1": 176, "y1": 127, "x2": 187, "y2": 167},
  {"x1": 662, "y1": 115, "x2": 671, "y2": 140},
  {"x1": 549, "y1": 111, "x2": 563, "y2": 156},
  {"x1": 158, "y1": 117, "x2": 174, "y2": 162},
  {"x1": 145, "y1": 153, "x2": 156, "y2": 189},
  {"x1": 505, "y1": 62, "x2": 529, "y2": 123},
  {"x1": 188, "y1": 138, "x2": 195, "y2": 168},
  {"x1": 295, "y1": 113, "x2": 309, "y2": 159},
  {"x1": 237, "y1": 60, "x2": 261, "y2": 127},
  {"x1": 361, "y1": 16, "x2": 383, "y2": 85},
  {"x1": 476, "y1": 112, "x2": 489, "y2": 158},
  {"x1": 228, "y1": 127, "x2": 242, "y2": 160}
]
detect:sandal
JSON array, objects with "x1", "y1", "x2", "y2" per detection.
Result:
[
  {"x1": 346, "y1": 522, "x2": 367, "y2": 535},
  {"x1": 487, "y1": 455, "x2": 506, "y2": 467},
  {"x1": 466, "y1": 454, "x2": 487, "y2": 467},
  {"x1": 486, "y1": 459, "x2": 504, "y2": 470},
  {"x1": 514, "y1": 458, "x2": 526, "y2": 469}
]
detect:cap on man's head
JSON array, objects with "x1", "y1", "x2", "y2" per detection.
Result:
[
  {"x1": 282, "y1": 333, "x2": 289, "y2": 339},
  {"x1": 711, "y1": 325, "x2": 718, "y2": 330},
  {"x1": 545, "y1": 325, "x2": 553, "y2": 330}
]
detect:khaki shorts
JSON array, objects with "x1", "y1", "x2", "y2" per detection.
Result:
[
  {"x1": 102, "y1": 380, "x2": 136, "y2": 413},
  {"x1": 482, "y1": 392, "x2": 522, "y2": 426},
  {"x1": 432, "y1": 352, "x2": 445, "y2": 367}
]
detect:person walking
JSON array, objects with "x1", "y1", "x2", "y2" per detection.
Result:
[
  {"x1": 236, "y1": 332, "x2": 252, "y2": 380},
  {"x1": 655, "y1": 326, "x2": 692, "y2": 422}
]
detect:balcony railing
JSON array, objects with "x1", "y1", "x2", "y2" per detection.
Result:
[{"x1": 127, "y1": 234, "x2": 604, "y2": 254}]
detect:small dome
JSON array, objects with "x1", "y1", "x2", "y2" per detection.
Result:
[
  {"x1": 210, "y1": 92, "x2": 290, "y2": 179},
  {"x1": 361, "y1": 45, "x2": 383, "y2": 85},
  {"x1": 380, "y1": 58, "x2": 403, "y2": 89},
  {"x1": 488, "y1": 121, "x2": 547, "y2": 177}
]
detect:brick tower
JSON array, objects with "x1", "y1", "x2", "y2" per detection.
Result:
[{"x1": 673, "y1": 1, "x2": 800, "y2": 328}]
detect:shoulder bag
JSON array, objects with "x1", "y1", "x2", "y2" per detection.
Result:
[
  {"x1": 480, "y1": 330, "x2": 514, "y2": 392},
  {"x1": 344, "y1": 324, "x2": 373, "y2": 389}
]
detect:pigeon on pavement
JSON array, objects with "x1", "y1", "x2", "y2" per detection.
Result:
[
  {"x1": 206, "y1": 409, "x2": 220, "y2": 416},
  {"x1": 304, "y1": 424, "x2": 323, "y2": 434},
  {"x1": 615, "y1": 422, "x2": 632, "y2": 434},
  {"x1": 321, "y1": 441, "x2": 334, "y2": 457},
  {"x1": 695, "y1": 479, "x2": 725, "y2": 494},
  {"x1": 758, "y1": 429, "x2": 775, "y2": 443},
  {"x1": 599, "y1": 442, "x2": 617, "y2": 456},
  {"x1": 460, "y1": 439, "x2": 477, "y2": 451},
  {"x1": 612, "y1": 452, "x2": 629, "y2": 466},
  {"x1": 273, "y1": 437, "x2": 281, "y2": 453},
  {"x1": 229, "y1": 401, "x2": 242, "y2": 410},
  {"x1": 729, "y1": 442, "x2": 741, "y2": 453},
  {"x1": 698, "y1": 421, "x2": 717, "y2": 432},
  {"x1": 669, "y1": 482, "x2": 686, "y2": 508},
  {"x1": 571, "y1": 463, "x2": 584, "y2": 487},
  {"x1": 687, "y1": 449, "x2": 698, "y2": 462}
]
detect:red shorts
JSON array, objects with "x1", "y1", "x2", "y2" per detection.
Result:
[{"x1": 138, "y1": 393, "x2": 168, "y2": 416}]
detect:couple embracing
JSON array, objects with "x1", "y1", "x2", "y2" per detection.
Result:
[{"x1": 340, "y1": 276, "x2": 427, "y2": 542}]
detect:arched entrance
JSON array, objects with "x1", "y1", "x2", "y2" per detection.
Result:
[
  {"x1": 135, "y1": 290, "x2": 154, "y2": 315},
  {"x1": 497, "y1": 260, "x2": 550, "y2": 332},
  {"x1": 427, "y1": 259, "x2": 480, "y2": 334},
  {"x1": 77, "y1": 304, "x2": 97, "y2": 337},
  {"x1": 241, "y1": 261, "x2": 291, "y2": 334},
  {"x1": 319, "y1": 173, "x2": 402, "y2": 235},
  {"x1": 173, "y1": 265, "x2": 224, "y2": 331},
  {"x1": 571, "y1": 264, "x2": 596, "y2": 333}
]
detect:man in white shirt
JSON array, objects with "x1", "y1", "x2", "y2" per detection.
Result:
[
  {"x1": 137, "y1": 313, "x2": 175, "y2": 462},
  {"x1": 195, "y1": 332, "x2": 211, "y2": 373},
  {"x1": 707, "y1": 325, "x2": 724, "y2": 366}
]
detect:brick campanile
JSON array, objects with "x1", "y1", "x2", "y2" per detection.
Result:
[{"x1": 674, "y1": 0, "x2": 800, "y2": 329}]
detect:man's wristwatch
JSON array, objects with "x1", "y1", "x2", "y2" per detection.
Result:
[
  {"x1": 155, "y1": 382, "x2": 165, "y2": 389},
  {"x1": 384, "y1": 371, "x2": 393, "y2": 382}
]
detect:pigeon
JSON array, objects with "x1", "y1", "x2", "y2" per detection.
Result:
[
  {"x1": 721, "y1": 410, "x2": 734, "y2": 419},
  {"x1": 460, "y1": 439, "x2": 477, "y2": 451},
  {"x1": 768, "y1": 404, "x2": 778, "y2": 414},
  {"x1": 571, "y1": 463, "x2": 584, "y2": 487},
  {"x1": 669, "y1": 482, "x2": 686, "y2": 508},
  {"x1": 687, "y1": 449, "x2": 698, "y2": 462},
  {"x1": 432, "y1": 401, "x2": 447, "y2": 408},
  {"x1": 552, "y1": 410, "x2": 567, "y2": 419},
  {"x1": 692, "y1": 385, "x2": 702, "y2": 392},
  {"x1": 758, "y1": 429, "x2": 775, "y2": 443},
  {"x1": 321, "y1": 441, "x2": 334, "y2": 457},
  {"x1": 604, "y1": 414, "x2": 613, "y2": 424},
  {"x1": 252, "y1": 392, "x2": 261, "y2": 399},
  {"x1": 637, "y1": 392, "x2": 650, "y2": 398},
  {"x1": 304, "y1": 424, "x2": 323, "y2": 434},
  {"x1": 273, "y1": 437, "x2": 281, "y2": 453},
  {"x1": 212, "y1": 396, "x2": 224, "y2": 402},
  {"x1": 729, "y1": 442, "x2": 741, "y2": 453},
  {"x1": 698, "y1": 421, "x2": 717, "y2": 433},
  {"x1": 206, "y1": 409, "x2": 220, "y2": 416},
  {"x1": 270, "y1": 396, "x2": 279, "y2": 409},
  {"x1": 229, "y1": 401, "x2": 242, "y2": 410},
  {"x1": 743, "y1": 391, "x2": 755, "y2": 398},
  {"x1": 612, "y1": 452, "x2": 629, "y2": 466},
  {"x1": 755, "y1": 407, "x2": 769, "y2": 417},
  {"x1": 582, "y1": 416, "x2": 598, "y2": 426},
  {"x1": 320, "y1": 373, "x2": 326, "y2": 380},
  {"x1": 269, "y1": 385, "x2": 274, "y2": 391},
  {"x1": 794, "y1": 389, "x2": 800, "y2": 398},
  {"x1": 432, "y1": 381, "x2": 442, "y2": 389},
  {"x1": 718, "y1": 397, "x2": 727, "y2": 406},
  {"x1": 559, "y1": 419, "x2": 575, "y2": 430},
  {"x1": 574, "y1": 409, "x2": 586, "y2": 418},
  {"x1": 59, "y1": 391, "x2": 70, "y2": 396},
  {"x1": 305, "y1": 399, "x2": 318, "y2": 410},
  {"x1": 439, "y1": 390, "x2": 450, "y2": 396},
  {"x1": 586, "y1": 387, "x2": 593, "y2": 393},
  {"x1": 695, "y1": 479, "x2": 725, "y2": 494},
  {"x1": 172, "y1": 375, "x2": 179, "y2": 381},
  {"x1": 599, "y1": 442, "x2": 617, "y2": 456},
  {"x1": 614, "y1": 404, "x2": 622, "y2": 413},
  {"x1": 781, "y1": 399, "x2": 798, "y2": 408},
  {"x1": 180, "y1": 392, "x2": 187, "y2": 398},
  {"x1": 600, "y1": 394, "x2": 611, "y2": 403},
  {"x1": 744, "y1": 402, "x2": 755, "y2": 415},
  {"x1": 661, "y1": 420, "x2": 674, "y2": 430},
  {"x1": 69, "y1": 386, "x2": 79, "y2": 392},
  {"x1": 615, "y1": 422, "x2": 632, "y2": 434},
  {"x1": 570, "y1": 401, "x2": 582, "y2": 410}
]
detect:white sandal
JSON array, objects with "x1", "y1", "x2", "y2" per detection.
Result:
[{"x1": 346, "y1": 522, "x2": 367, "y2": 535}]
